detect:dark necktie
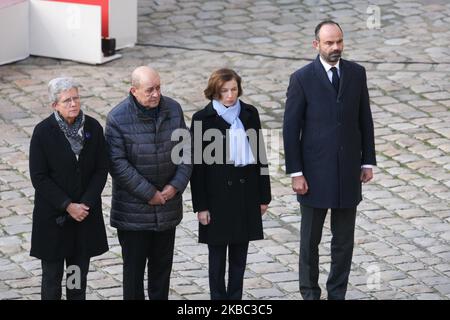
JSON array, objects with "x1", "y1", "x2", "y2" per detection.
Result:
[{"x1": 331, "y1": 66, "x2": 340, "y2": 93}]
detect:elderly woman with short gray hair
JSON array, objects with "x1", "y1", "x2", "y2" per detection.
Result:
[{"x1": 29, "y1": 77, "x2": 108, "y2": 300}]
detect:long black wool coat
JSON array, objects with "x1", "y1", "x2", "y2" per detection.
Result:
[
  {"x1": 283, "y1": 56, "x2": 376, "y2": 209},
  {"x1": 190, "y1": 101, "x2": 272, "y2": 245},
  {"x1": 29, "y1": 114, "x2": 109, "y2": 261}
]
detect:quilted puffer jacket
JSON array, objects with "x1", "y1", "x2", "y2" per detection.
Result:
[{"x1": 105, "y1": 94, "x2": 192, "y2": 231}]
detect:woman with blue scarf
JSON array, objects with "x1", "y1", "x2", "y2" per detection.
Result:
[{"x1": 190, "y1": 69, "x2": 272, "y2": 300}]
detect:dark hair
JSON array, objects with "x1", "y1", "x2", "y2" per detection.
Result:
[
  {"x1": 314, "y1": 20, "x2": 343, "y2": 40},
  {"x1": 204, "y1": 68, "x2": 243, "y2": 100}
]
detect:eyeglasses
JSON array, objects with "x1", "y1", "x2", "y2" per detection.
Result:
[{"x1": 59, "y1": 96, "x2": 80, "y2": 107}]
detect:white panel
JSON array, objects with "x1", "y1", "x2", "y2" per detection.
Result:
[
  {"x1": 109, "y1": 0, "x2": 137, "y2": 49},
  {"x1": 29, "y1": 0, "x2": 104, "y2": 64},
  {"x1": 0, "y1": 1, "x2": 29, "y2": 65},
  {"x1": 0, "y1": 0, "x2": 27, "y2": 9}
]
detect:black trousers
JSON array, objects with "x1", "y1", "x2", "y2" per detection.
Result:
[
  {"x1": 299, "y1": 205, "x2": 356, "y2": 300},
  {"x1": 208, "y1": 242, "x2": 249, "y2": 300},
  {"x1": 41, "y1": 256, "x2": 90, "y2": 300},
  {"x1": 118, "y1": 228, "x2": 176, "y2": 300}
]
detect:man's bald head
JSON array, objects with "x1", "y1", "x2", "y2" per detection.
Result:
[
  {"x1": 130, "y1": 66, "x2": 162, "y2": 108},
  {"x1": 131, "y1": 66, "x2": 160, "y2": 88}
]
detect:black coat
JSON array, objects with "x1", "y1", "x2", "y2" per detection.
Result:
[
  {"x1": 283, "y1": 56, "x2": 376, "y2": 208},
  {"x1": 190, "y1": 101, "x2": 272, "y2": 245},
  {"x1": 29, "y1": 114, "x2": 109, "y2": 261}
]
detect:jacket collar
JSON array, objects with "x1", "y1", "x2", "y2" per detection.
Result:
[
  {"x1": 129, "y1": 94, "x2": 170, "y2": 122},
  {"x1": 203, "y1": 99, "x2": 251, "y2": 127},
  {"x1": 313, "y1": 54, "x2": 351, "y2": 99},
  {"x1": 49, "y1": 112, "x2": 91, "y2": 136},
  {"x1": 48, "y1": 113, "x2": 90, "y2": 162}
]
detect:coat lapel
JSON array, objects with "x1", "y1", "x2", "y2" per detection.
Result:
[
  {"x1": 313, "y1": 55, "x2": 335, "y2": 95},
  {"x1": 204, "y1": 102, "x2": 230, "y2": 132},
  {"x1": 79, "y1": 117, "x2": 91, "y2": 158},
  {"x1": 337, "y1": 59, "x2": 351, "y2": 100},
  {"x1": 238, "y1": 100, "x2": 251, "y2": 129},
  {"x1": 313, "y1": 55, "x2": 352, "y2": 100}
]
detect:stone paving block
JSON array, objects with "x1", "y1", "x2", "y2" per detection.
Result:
[
  {"x1": 421, "y1": 276, "x2": 450, "y2": 286},
  {"x1": 416, "y1": 293, "x2": 445, "y2": 300},
  {"x1": 102, "y1": 265, "x2": 123, "y2": 276},
  {"x1": 0, "y1": 289, "x2": 22, "y2": 300},
  {"x1": 85, "y1": 292, "x2": 102, "y2": 300},
  {"x1": 0, "y1": 208, "x2": 12, "y2": 218},
  {"x1": 434, "y1": 284, "x2": 450, "y2": 295},
  {"x1": 260, "y1": 245, "x2": 293, "y2": 256},
  {"x1": 171, "y1": 277, "x2": 193, "y2": 287},
  {"x1": 6, "y1": 277, "x2": 40, "y2": 289},
  {"x1": 384, "y1": 255, "x2": 418, "y2": 268},
  {"x1": 4, "y1": 224, "x2": 32, "y2": 236},
  {"x1": 246, "y1": 253, "x2": 273, "y2": 264},
  {"x1": 0, "y1": 268, "x2": 29, "y2": 281},
  {"x1": 9, "y1": 204, "x2": 33, "y2": 216},
  {"x1": 379, "y1": 270, "x2": 409, "y2": 283},
  {"x1": 427, "y1": 245, "x2": 450, "y2": 254},
  {"x1": 173, "y1": 261, "x2": 203, "y2": 271},
  {"x1": 183, "y1": 293, "x2": 210, "y2": 300},
  {"x1": 248, "y1": 262, "x2": 289, "y2": 274},
  {"x1": 408, "y1": 270, "x2": 440, "y2": 280},
  {"x1": 15, "y1": 286, "x2": 41, "y2": 297},
  {"x1": 262, "y1": 271, "x2": 298, "y2": 283},
  {"x1": 178, "y1": 245, "x2": 208, "y2": 256},
  {"x1": 345, "y1": 289, "x2": 371, "y2": 300},
  {"x1": 91, "y1": 258, "x2": 123, "y2": 268},
  {"x1": 424, "y1": 91, "x2": 450, "y2": 100},
  {"x1": 191, "y1": 276, "x2": 209, "y2": 290},
  {"x1": 172, "y1": 284, "x2": 203, "y2": 295},
  {"x1": 88, "y1": 278, "x2": 121, "y2": 290},
  {"x1": 276, "y1": 280, "x2": 299, "y2": 294},
  {"x1": 0, "y1": 198, "x2": 32, "y2": 208},
  {"x1": 439, "y1": 231, "x2": 450, "y2": 242},
  {"x1": 375, "y1": 290, "x2": 414, "y2": 300},
  {"x1": 96, "y1": 287, "x2": 123, "y2": 299},
  {"x1": 413, "y1": 237, "x2": 439, "y2": 248},
  {"x1": 177, "y1": 269, "x2": 209, "y2": 279},
  {"x1": 246, "y1": 287, "x2": 285, "y2": 299},
  {"x1": 87, "y1": 271, "x2": 109, "y2": 281}
]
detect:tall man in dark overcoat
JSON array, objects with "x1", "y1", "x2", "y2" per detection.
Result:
[{"x1": 283, "y1": 20, "x2": 376, "y2": 300}]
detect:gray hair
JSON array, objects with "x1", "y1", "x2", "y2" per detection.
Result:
[{"x1": 48, "y1": 77, "x2": 79, "y2": 104}]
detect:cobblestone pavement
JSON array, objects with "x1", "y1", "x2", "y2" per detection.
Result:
[{"x1": 1, "y1": 0, "x2": 449, "y2": 300}]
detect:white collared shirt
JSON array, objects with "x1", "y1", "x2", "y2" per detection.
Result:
[
  {"x1": 319, "y1": 55, "x2": 340, "y2": 83},
  {"x1": 289, "y1": 56, "x2": 372, "y2": 177}
]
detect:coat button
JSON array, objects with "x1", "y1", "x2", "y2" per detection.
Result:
[
  {"x1": 227, "y1": 180, "x2": 233, "y2": 186},
  {"x1": 239, "y1": 178, "x2": 245, "y2": 184}
]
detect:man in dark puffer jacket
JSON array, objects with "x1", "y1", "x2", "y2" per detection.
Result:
[{"x1": 105, "y1": 66, "x2": 192, "y2": 300}]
